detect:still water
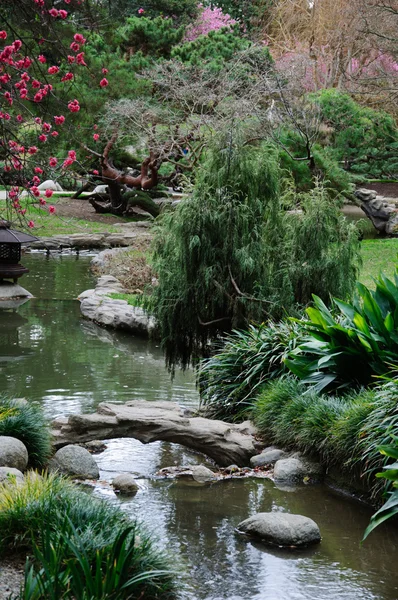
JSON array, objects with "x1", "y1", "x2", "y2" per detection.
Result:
[{"x1": 1, "y1": 252, "x2": 398, "y2": 600}]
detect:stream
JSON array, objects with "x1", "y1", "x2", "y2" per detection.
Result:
[{"x1": 0, "y1": 252, "x2": 397, "y2": 600}]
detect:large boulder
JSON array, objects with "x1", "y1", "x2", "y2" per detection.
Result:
[
  {"x1": 237, "y1": 512, "x2": 321, "y2": 547},
  {"x1": 49, "y1": 444, "x2": 99, "y2": 479},
  {"x1": 250, "y1": 448, "x2": 287, "y2": 468},
  {"x1": 0, "y1": 466, "x2": 24, "y2": 484},
  {"x1": 273, "y1": 455, "x2": 324, "y2": 483},
  {"x1": 0, "y1": 436, "x2": 28, "y2": 471}
]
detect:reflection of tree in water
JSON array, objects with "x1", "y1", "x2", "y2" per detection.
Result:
[
  {"x1": 0, "y1": 310, "x2": 33, "y2": 364},
  {"x1": 0, "y1": 299, "x2": 198, "y2": 417}
]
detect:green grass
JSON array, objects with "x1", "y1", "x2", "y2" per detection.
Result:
[
  {"x1": 0, "y1": 201, "x2": 120, "y2": 236},
  {"x1": 359, "y1": 239, "x2": 398, "y2": 288}
]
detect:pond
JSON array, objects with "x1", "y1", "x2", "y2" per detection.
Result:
[{"x1": 1, "y1": 252, "x2": 398, "y2": 600}]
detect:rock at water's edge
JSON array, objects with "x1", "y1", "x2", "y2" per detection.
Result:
[
  {"x1": 49, "y1": 444, "x2": 99, "y2": 479},
  {"x1": 250, "y1": 448, "x2": 287, "y2": 468},
  {"x1": 237, "y1": 512, "x2": 321, "y2": 547},
  {"x1": 273, "y1": 455, "x2": 324, "y2": 483}
]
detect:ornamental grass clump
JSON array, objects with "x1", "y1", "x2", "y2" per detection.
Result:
[
  {"x1": 0, "y1": 397, "x2": 51, "y2": 468},
  {"x1": 0, "y1": 473, "x2": 177, "y2": 599},
  {"x1": 199, "y1": 320, "x2": 301, "y2": 421},
  {"x1": 252, "y1": 378, "x2": 376, "y2": 473}
]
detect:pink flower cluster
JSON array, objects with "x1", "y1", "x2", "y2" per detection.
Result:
[
  {"x1": 0, "y1": 13, "x2": 109, "y2": 226},
  {"x1": 184, "y1": 3, "x2": 236, "y2": 42}
]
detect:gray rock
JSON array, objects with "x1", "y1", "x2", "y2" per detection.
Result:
[
  {"x1": 273, "y1": 455, "x2": 324, "y2": 483},
  {"x1": 191, "y1": 465, "x2": 217, "y2": 483},
  {"x1": 250, "y1": 449, "x2": 287, "y2": 468},
  {"x1": 0, "y1": 436, "x2": 28, "y2": 471},
  {"x1": 37, "y1": 179, "x2": 63, "y2": 191},
  {"x1": 49, "y1": 444, "x2": 99, "y2": 479},
  {"x1": 85, "y1": 440, "x2": 107, "y2": 453},
  {"x1": 237, "y1": 512, "x2": 321, "y2": 547},
  {"x1": 0, "y1": 466, "x2": 24, "y2": 484},
  {"x1": 79, "y1": 277, "x2": 157, "y2": 338},
  {"x1": 112, "y1": 474, "x2": 139, "y2": 495},
  {"x1": 93, "y1": 185, "x2": 109, "y2": 194},
  {"x1": 52, "y1": 401, "x2": 262, "y2": 467}
]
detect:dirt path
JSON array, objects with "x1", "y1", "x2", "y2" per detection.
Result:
[{"x1": 54, "y1": 197, "x2": 151, "y2": 225}]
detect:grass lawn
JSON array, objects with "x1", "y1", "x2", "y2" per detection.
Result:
[{"x1": 359, "y1": 238, "x2": 398, "y2": 288}]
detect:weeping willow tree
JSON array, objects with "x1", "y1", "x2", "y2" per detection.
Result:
[
  {"x1": 151, "y1": 131, "x2": 294, "y2": 369},
  {"x1": 152, "y1": 131, "x2": 362, "y2": 369}
]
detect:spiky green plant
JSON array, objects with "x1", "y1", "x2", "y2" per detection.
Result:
[
  {"x1": 285, "y1": 272, "x2": 398, "y2": 392},
  {"x1": 0, "y1": 398, "x2": 51, "y2": 468},
  {"x1": 199, "y1": 320, "x2": 301, "y2": 421},
  {"x1": 363, "y1": 438, "x2": 398, "y2": 540},
  {"x1": 252, "y1": 378, "x2": 376, "y2": 475}
]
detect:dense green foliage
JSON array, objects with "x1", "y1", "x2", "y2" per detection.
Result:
[
  {"x1": 363, "y1": 439, "x2": 398, "y2": 539},
  {"x1": 286, "y1": 272, "x2": 398, "y2": 392},
  {"x1": 0, "y1": 474, "x2": 176, "y2": 599},
  {"x1": 314, "y1": 89, "x2": 398, "y2": 179},
  {"x1": 152, "y1": 131, "x2": 361, "y2": 368},
  {"x1": 252, "y1": 378, "x2": 378, "y2": 476},
  {"x1": 171, "y1": 27, "x2": 250, "y2": 68},
  {"x1": 282, "y1": 182, "x2": 360, "y2": 304},
  {"x1": 0, "y1": 398, "x2": 51, "y2": 468},
  {"x1": 115, "y1": 16, "x2": 185, "y2": 58},
  {"x1": 199, "y1": 321, "x2": 300, "y2": 420},
  {"x1": 151, "y1": 133, "x2": 283, "y2": 368}
]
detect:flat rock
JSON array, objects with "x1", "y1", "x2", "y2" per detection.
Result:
[
  {"x1": 29, "y1": 233, "x2": 145, "y2": 250},
  {"x1": 0, "y1": 466, "x2": 24, "y2": 484},
  {"x1": 0, "y1": 436, "x2": 28, "y2": 471},
  {"x1": 237, "y1": 512, "x2": 321, "y2": 547},
  {"x1": 250, "y1": 449, "x2": 287, "y2": 468},
  {"x1": 49, "y1": 444, "x2": 99, "y2": 479},
  {"x1": 112, "y1": 474, "x2": 139, "y2": 495},
  {"x1": 52, "y1": 401, "x2": 262, "y2": 467},
  {"x1": 78, "y1": 275, "x2": 157, "y2": 338}
]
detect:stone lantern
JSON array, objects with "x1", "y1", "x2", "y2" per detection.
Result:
[{"x1": 0, "y1": 220, "x2": 38, "y2": 284}]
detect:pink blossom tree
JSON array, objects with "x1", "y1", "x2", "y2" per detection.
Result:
[
  {"x1": 184, "y1": 3, "x2": 236, "y2": 42},
  {"x1": 0, "y1": 0, "x2": 108, "y2": 228}
]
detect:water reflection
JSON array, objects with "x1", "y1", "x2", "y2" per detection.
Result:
[
  {"x1": 95, "y1": 439, "x2": 398, "y2": 600},
  {"x1": 0, "y1": 253, "x2": 199, "y2": 415}
]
